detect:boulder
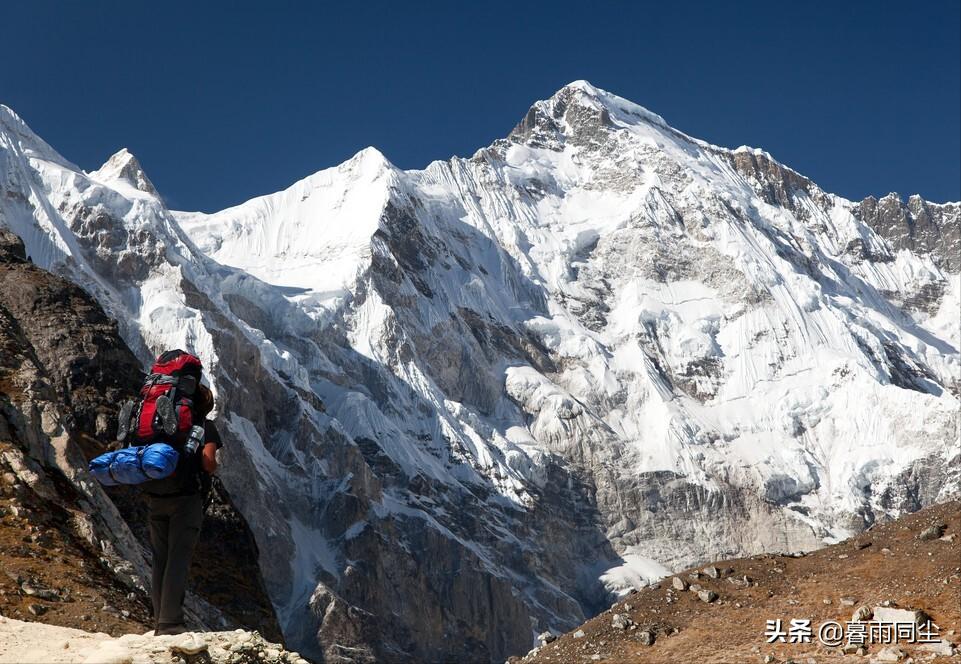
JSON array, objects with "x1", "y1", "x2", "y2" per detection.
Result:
[
  {"x1": 917, "y1": 524, "x2": 946, "y2": 541},
  {"x1": 851, "y1": 605, "x2": 873, "y2": 622},
  {"x1": 611, "y1": 613, "x2": 632, "y2": 630},
  {"x1": 873, "y1": 606, "x2": 928, "y2": 625},
  {"x1": 672, "y1": 576, "x2": 688, "y2": 591},
  {"x1": 919, "y1": 640, "x2": 955, "y2": 656},
  {"x1": 697, "y1": 589, "x2": 718, "y2": 603},
  {"x1": 170, "y1": 634, "x2": 209, "y2": 656},
  {"x1": 874, "y1": 646, "x2": 906, "y2": 662},
  {"x1": 638, "y1": 630, "x2": 655, "y2": 646}
]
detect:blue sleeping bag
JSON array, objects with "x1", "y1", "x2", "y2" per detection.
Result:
[{"x1": 88, "y1": 443, "x2": 179, "y2": 486}]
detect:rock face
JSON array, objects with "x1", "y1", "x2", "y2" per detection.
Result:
[
  {"x1": 0, "y1": 226, "x2": 278, "y2": 638},
  {"x1": 853, "y1": 193, "x2": 960, "y2": 272},
  {"x1": 1, "y1": 81, "x2": 959, "y2": 662}
]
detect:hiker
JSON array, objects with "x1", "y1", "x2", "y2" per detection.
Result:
[
  {"x1": 108, "y1": 350, "x2": 223, "y2": 635},
  {"x1": 145, "y1": 375, "x2": 221, "y2": 635},
  {"x1": 88, "y1": 349, "x2": 223, "y2": 634}
]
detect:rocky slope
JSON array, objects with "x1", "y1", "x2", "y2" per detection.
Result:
[
  {"x1": 0, "y1": 227, "x2": 279, "y2": 639},
  {"x1": 520, "y1": 500, "x2": 961, "y2": 664},
  {"x1": 1, "y1": 81, "x2": 958, "y2": 662}
]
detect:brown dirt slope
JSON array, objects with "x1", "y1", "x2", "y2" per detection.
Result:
[{"x1": 522, "y1": 500, "x2": 961, "y2": 664}]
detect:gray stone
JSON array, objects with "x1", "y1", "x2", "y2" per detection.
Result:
[
  {"x1": 573, "y1": 630, "x2": 586, "y2": 639},
  {"x1": 537, "y1": 631, "x2": 555, "y2": 644},
  {"x1": 672, "y1": 577, "x2": 688, "y2": 591},
  {"x1": 851, "y1": 605, "x2": 873, "y2": 622},
  {"x1": 918, "y1": 524, "x2": 946, "y2": 541},
  {"x1": 697, "y1": 589, "x2": 718, "y2": 603},
  {"x1": 170, "y1": 635, "x2": 208, "y2": 657},
  {"x1": 873, "y1": 606, "x2": 927, "y2": 625},
  {"x1": 638, "y1": 630, "x2": 654, "y2": 646},
  {"x1": 874, "y1": 646, "x2": 905, "y2": 662},
  {"x1": 20, "y1": 581, "x2": 59, "y2": 601},
  {"x1": 919, "y1": 640, "x2": 955, "y2": 656},
  {"x1": 611, "y1": 614, "x2": 632, "y2": 630},
  {"x1": 703, "y1": 566, "x2": 720, "y2": 579}
]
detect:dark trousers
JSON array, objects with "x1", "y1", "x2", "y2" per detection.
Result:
[{"x1": 146, "y1": 492, "x2": 203, "y2": 627}]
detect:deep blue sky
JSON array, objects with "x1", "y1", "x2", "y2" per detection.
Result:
[{"x1": 2, "y1": 1, "x2": 958, "y2": 211}]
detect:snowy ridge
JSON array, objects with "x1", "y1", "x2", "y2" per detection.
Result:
[{"x1": 1, "y1": 83, "x2": 958, "y2": 662}]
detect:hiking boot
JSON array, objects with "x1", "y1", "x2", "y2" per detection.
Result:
[
  {"x1": 154, "y1": 394, "x2": 178, "y2": 436},
  {"x1": 116, "y1": 400, "x2": 135, "y2": 442},
  {"x1": 155, "y1": 623, "x2": 188, "y2": 636}
]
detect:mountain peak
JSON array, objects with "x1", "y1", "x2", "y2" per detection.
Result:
[
  {"x1": 90, "y1": 147, "x2": 158, "y2": 196},
  {"x1": 0, "y1": 104, "x2": 35, "y2": 136},
  {"x1": 560, "y1": 79, "x2": 602, "y2": 96},
  {"x1": 509, "y1": 81, "x2": 670, "y2": 149},
  {"x1": 0, "y1": 103, "x2": 24, "y2": 126},
  {"x1": 344, "y1": 146, "x2": 396, "y2": 176}
]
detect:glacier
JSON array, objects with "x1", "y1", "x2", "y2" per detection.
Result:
[{"x1": 1, "y1": 80, "x2": 958, "y2": 662}]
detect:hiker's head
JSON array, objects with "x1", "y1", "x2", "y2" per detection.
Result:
[{"x1": 194, "y1": 383, "x2": 215, "y2": 419}]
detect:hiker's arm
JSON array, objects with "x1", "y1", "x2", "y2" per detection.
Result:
[{"x1": 202, "y1": 442, "x2": 218, "y2": 473}]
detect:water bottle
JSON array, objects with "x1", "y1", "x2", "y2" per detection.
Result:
[{"x1": 185, "y1": 425, "x2": 204, "y2": 455}]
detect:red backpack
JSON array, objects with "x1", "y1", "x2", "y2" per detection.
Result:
[{"x1": 118, "y1": 350, "x2": 203, "y2": 446}]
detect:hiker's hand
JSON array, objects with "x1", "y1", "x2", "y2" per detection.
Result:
[
  {"x1": 201, "y1": 442, "x2": 218, "y2": 474},
  {"x1": 107, "y1": 440, "x2": 123, "y2": 452}
]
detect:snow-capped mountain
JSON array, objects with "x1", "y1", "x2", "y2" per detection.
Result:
[{"x1": 1, "y1": 81, "x2": 957, "y2": 662}]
